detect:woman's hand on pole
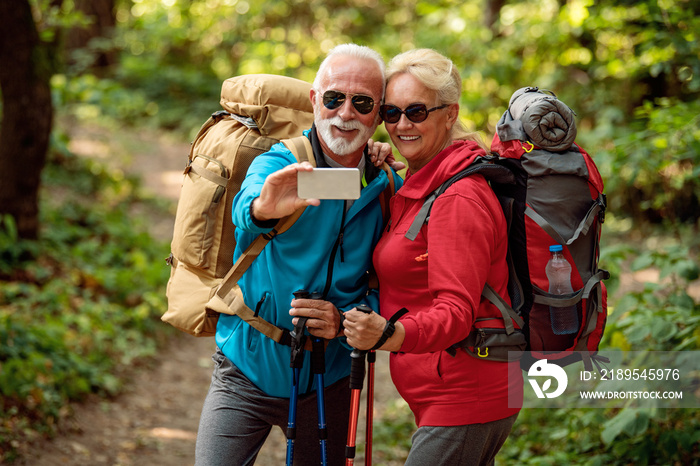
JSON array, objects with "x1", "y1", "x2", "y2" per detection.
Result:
[{"x1": 344, "y1": 309, "x2": 384, "y2": 350}]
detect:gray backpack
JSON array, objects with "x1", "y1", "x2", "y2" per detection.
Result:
[{"x1": 408, "y1": 87, "x2": 609, "y2": 370}]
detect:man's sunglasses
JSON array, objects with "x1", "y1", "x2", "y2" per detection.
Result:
[
  {"x1": 379, "y1": 103, "x2": 449, "y2": 124},
  {"x1": 322, "y1": 90, "x2": 376, "y2": 114}
]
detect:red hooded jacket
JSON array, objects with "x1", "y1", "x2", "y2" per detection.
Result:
[{"x1": 373, "y1": 140, "x2": 523, "y2": 427}]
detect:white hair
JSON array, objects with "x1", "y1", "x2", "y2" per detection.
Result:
[{"x1": 312, "y1": 43, "x2": 386, "y2": 93}]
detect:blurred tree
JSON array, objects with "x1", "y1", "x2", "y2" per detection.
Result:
[
  {"x1": 41, "y1": 0, "x2": 700, "y2": 224},
  {"x1": 484, "y1": 0, "x2": 506, "y2": 30},
  {"x1": 0, "y1": 0, "x2": 61, "y2": 239},
  {"x1": 65, "y1": 0, "x2": 117, "y2": 74}
]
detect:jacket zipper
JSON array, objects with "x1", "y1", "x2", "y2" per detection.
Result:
[
  {"x1": 253, "y1": 294, "x2": 266, "y2": 318},
  {"x1": 321, "y1": 202, "x2": 347, "y2": 298}
]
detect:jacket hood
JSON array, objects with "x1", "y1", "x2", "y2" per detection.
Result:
[{"x1": 399, "y1": 140, "x2": 486, "y2": 199}]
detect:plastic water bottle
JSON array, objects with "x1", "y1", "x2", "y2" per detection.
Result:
[{"x1": 546, "y1": 245, "x2": 578, "y2": 335}]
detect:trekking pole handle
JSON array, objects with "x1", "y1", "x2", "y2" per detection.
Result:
[
  {"x1": 349, "y1": 349, "x2": 366, "y2": 390},
  {"x1": 349, "y1": 304, "x2": 374, "y2": 390},
  {"x1": 289, "y1": 290, "x2": 311, "y2": 369},
  {"x1": 309, "y1": 291, "x2": 325, "y2": 376},
  {"x1": 294, "y1": 290, "x2": 327, "y2": 374}
]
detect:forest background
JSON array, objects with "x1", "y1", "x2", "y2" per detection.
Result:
[{"x1": 0, "y1": 0, "x2": 698, "y2": 464}]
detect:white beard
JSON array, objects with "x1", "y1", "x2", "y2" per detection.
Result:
[{"x1": 315, "y1": 114, "x2": 376, "y2": 156}]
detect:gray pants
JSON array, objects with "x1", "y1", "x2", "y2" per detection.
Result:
[
  {"x1": 405, "y1": 413, "x2": 519, "y2": 466},
  {"x1": 195, "y1": 349, "x2": 350, "y2": 466}
]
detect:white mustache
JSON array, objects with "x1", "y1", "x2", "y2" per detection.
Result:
[{"x1": 324, "y1": 116, "x2": 365, "y2": 131}]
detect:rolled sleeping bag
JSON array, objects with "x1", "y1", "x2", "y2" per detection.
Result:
[{"x1": 507, "y1": 87, "x2": 577, "y2": 152}]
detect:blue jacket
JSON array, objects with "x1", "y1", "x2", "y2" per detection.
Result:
[{"x1": 216, "y1": 129, "x2": 402, "y2": 397}]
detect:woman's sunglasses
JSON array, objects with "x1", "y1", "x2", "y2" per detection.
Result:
[
  {"x1": 322, "y1": 90, "x2": 376, "y2": 114},
  {"x1": 379, "y1": 103, "x2": 449, "y2": 124}
]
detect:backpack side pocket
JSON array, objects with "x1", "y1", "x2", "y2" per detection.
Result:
[{"x1": 171, "y1": 153, "x2": 229, "y2": 269}]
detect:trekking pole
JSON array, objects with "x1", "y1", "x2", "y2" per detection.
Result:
[
  {"x1": 365, "y1": 348, "x2": 375, "y2": 466},
  {"x1": 306, "y1": 291, "x2": 329, "y2": 466},
  {"x1": 345, "y1": 303, "x2": 373, "y2": 466},
  {"x1": 286, "y1": 310, "x2": 308, "y2": 466}
]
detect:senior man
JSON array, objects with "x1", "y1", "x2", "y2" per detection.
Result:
[{"x1": 195, "y1": 43, "x2": 402, "y2": 466}]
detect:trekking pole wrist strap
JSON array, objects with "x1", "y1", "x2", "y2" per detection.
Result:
[
  {"x1": 370, "y1": 308, "x2": 408, "y2": 351},
  {"x1": 336, "y1": 307, "x2": 346, "y2": 337}
]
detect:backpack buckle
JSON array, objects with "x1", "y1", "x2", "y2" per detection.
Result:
[
  {"x1": 211, "y1": 110, "x2": 230, "y2": 120},
  {"x1": 262, "y1": 229, "x2": 279, "y2": 240}
]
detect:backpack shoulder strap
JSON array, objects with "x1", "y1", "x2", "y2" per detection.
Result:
[
  {"x1": 206, "y1": 134, "x2": 320, "y2": 351},
  {"x1": 379, "y1": 162, "x2": 396, "y2": 194},
  {"x1": 482, "y1": 283, "x2": 524, "y2": 331},
  {"x1": 367, "y1": 162, "x2": 397, "y2": 290},
  {"x1": 224, "y1": 135, "x2": 315, "y2": 281},
  {"x1": 207, "y1": 220, "x2": 319, "y2": 352},
  {"x1": 377, "y1": 162, "x2": 395, "y2": 226},
  {"x1": 405, "y1": 158, "x2": 514, "y2": 241},
  {"x1": 282, "y1": 135, "x2": 315, "y2": 166}
]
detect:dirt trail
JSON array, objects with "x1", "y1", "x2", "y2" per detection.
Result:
[{"x1": 19, "y1": 125, "x2": 402, "y2": 466}]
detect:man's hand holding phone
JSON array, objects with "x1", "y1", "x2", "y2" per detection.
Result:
[
  {"x1": 251, "y1": 162, "x2": 319, "y2": 222},
  {"x1": 252, "y1": 137, "x2": 399, "y2": 223}
]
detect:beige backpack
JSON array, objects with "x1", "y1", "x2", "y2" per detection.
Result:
[{"x1": 163, "y1": 74, "x2": 315, "y2": 337}]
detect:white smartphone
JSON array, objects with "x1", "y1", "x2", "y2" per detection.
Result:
[{"x1": 297, "y1": 168, "x2": 361, "y2": 200}]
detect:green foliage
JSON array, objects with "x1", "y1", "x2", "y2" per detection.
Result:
[
  {"x1": 51, "y1": 73, "x2": 156, "y2": 128},
  {"x1": 369, "y1": 398, "x2": 414, "y2": 464},
  {"x1": 602, "y1": 231, "x2": 700, "y2": 352},
  {"x1": 500, "y1": 407, "x2": 700, "y2": 466},
  {"x1": 0, "y1": 144, "x2": 172, "y2": 463},
  {"x1": 14, "y1": 0, "x2": 699, "y2": 463},
  {"x1": 48, "y1": 0, "x2": 700, "y2": 224},
  {"x1": 0, "y1": 216, "x2": 40, "y2": 275},
  {"x1": 593, "y1": 99, "x2": 700, "y2": 224}
]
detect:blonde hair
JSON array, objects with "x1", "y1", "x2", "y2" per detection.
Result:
[{"x1": 386, "y1": 49, "x2": 486, "y2": 149}]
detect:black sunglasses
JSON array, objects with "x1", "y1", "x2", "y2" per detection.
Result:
[
  {"x1": 322, "y1": 90, "x2": 376, "y2": 114},
  {"x1": 379, "y1": 103, "x2": 449, "y2": 124}
]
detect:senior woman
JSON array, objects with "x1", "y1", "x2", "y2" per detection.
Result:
[{"x1": 344, "y1": 49, "x2": 522, "y2": 466}]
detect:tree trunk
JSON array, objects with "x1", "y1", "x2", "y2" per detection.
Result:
[
  {"x1": 65, "y1": 0, "x2": 117, "y2": 73},
  {"x1": 0, "y1": 0, "x2": 55, "y2": 239},
  {"x1": 484, "y1": 0, "x2": 507, "y2": 31}
]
